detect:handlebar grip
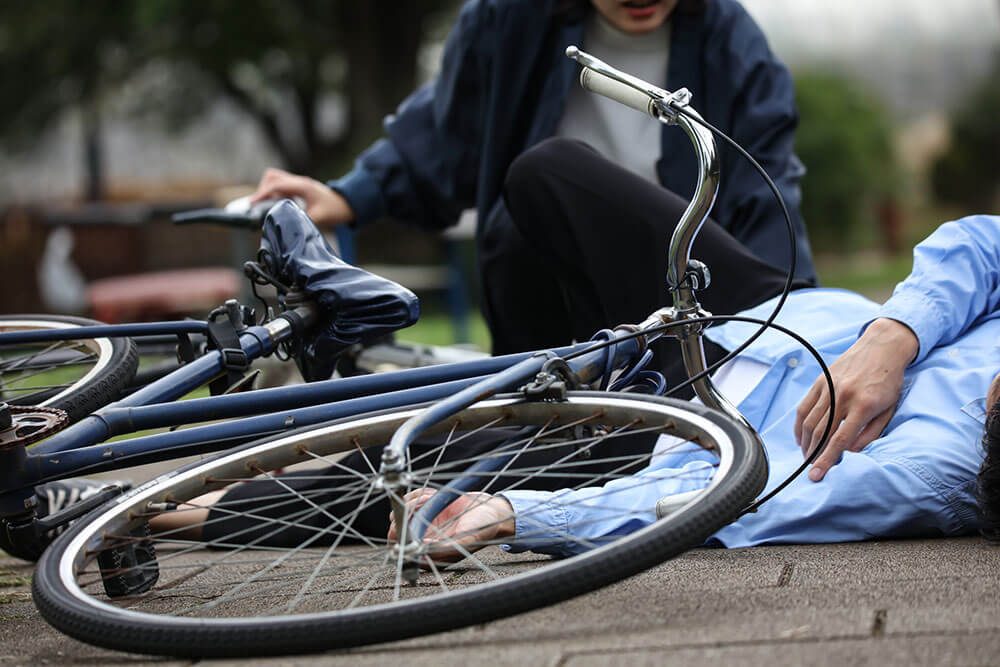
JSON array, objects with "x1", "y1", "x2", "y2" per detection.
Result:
[
  {"x1": 579, "y1": 67, "x2": 658, "y2": 118},
  {"x1": 171, "y1": 210, "x2": 262, "y2": 229}
]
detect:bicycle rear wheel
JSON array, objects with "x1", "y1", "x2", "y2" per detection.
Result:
[
  {"x1": 0, "y1": 315, "x2": 138, "y2": 423},
  {"x1": 34, "y1": 392, "x2": 765, "y2": 657}
]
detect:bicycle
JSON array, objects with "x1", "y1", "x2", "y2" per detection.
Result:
[{"x1": 1, "y1": 48, "x2": 833, "y2": 657}]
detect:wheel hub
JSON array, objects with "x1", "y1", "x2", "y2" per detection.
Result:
[{"x1": 0, "y1": 403, "x2": 69, "y2": 450}]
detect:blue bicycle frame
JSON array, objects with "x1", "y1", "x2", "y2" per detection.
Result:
[{"x1": 0, "y1": 307, "x2": 645, "y2": 516}]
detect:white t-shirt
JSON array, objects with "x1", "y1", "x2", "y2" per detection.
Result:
[
  {"x1": 653, "y1": 356, "x2": 770, "y2": 458},
  {"x1": 555, "y1": 12, "x2": 671, "y2": 184}
]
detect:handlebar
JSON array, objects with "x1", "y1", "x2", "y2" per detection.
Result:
[
  {"x1": 170, "y1": 196, "x2": 303, "y2": 229},
  {"x1": 579, "y1": 67, "x2": 660, "y2": 117},
  {"x1": 567, "y1": 46, "x2": 693, "y2": 121},
  {"x1": 568, "y1": 46, "x2": 748, "y2": 435},
  {"x1": 171, "y1": 209, "x2": 262, "y2": 229}
]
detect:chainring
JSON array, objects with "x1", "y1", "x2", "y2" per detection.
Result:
[{"x1": 0, "y1": 405, "x2": 69, "y2": 450}]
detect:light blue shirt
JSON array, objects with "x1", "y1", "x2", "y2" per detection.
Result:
[{"x1": 502, "y1": 215, "x2": 999, "y2": 554}]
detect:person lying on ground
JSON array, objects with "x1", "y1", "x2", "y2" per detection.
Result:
[
  {"x1": 415, "y1": 213, "x2": 999, "y2": 555},
  {"x1": 146, "y1": 214, "x2": 998, "y2": 557}
]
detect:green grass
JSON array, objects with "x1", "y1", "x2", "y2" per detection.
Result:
[
  {"x1": 815, "y1": 251, "x2": 914, "y2": 302},
  {"x1": 399, "y1": 309, "x2": 492, "y2": 351},
  {"x1": 811, "y1": 203, "x2": 965, "y2": 302}
]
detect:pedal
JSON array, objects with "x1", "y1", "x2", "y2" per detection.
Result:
[
  {"x1": 98, "y1": 521, "x2": 159, "y2": 598},
  {"x1": 34, "y1": 484, "x2": 129, "y2": 534},
  {"x1": 1, "y1": 484, "x2": 129, "y2": 561}
]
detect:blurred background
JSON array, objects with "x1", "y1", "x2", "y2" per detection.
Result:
[{"x1": 1, "y1": 0, "x2": 998, "y2": 350}]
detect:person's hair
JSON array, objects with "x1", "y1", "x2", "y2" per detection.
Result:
[
  {"x1": 976, "y1": 399, "x2": 1000, "y2": 542},
  {"x1": 552, "y1": 0, "x2": 708, "y2": 22}
]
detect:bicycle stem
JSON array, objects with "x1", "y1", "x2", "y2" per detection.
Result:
[
  {"x1": 659, "y1": 108, "x2": 753, "y2": 428},
  {"x1": 565, "y1": 47, "x2": 753, "y2": 423},
  {"x1": 571, "y1": 46, "x2": 757, "y2": 439}
]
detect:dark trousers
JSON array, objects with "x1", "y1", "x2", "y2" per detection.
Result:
[
  {"x1": 204, "y1": 427, "x2": 656, "y2": 546},
  {"x1": 480, "y1": 138, "x2": 811, "y2": 393}
]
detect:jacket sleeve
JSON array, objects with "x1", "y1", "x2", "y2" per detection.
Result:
[
  {"x1": 327, "y1": 1, "x2": 490, "y2": 230},
  {"x1": 874, "y1": 215, "x2": 1000, "y2": 364},
  {"x1": 709, "y1": 7, "x2": 814, "y2": 282}
]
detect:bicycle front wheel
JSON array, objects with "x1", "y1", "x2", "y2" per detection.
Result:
[
  {"x1": 34, "y1": 392, "x2": 765, "y2": 657},
  {"x1": 0, "y1": 315, "x2": 138, "y2": 423}
]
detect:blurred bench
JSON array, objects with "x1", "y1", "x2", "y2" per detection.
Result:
[
  {"x1": 37, "y1": 200, "x2": 243, "y2": 322},
  {"x1": 36, "y1": 199, "x2": 477, "y2": 337},
  {"x1": 86, "y1": 268, "x2": 241, "y2": 323}
]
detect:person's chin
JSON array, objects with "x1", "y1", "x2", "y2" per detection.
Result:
[{"x1": 615, "y1": 1, "x2": 670, "y2": 33}]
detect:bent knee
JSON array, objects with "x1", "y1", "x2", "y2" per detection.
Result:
[{"x1": 505, "y1": 138, "x2": 595, "y2": 199}]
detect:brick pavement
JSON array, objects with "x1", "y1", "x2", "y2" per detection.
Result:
[{"x1": 3, "y1": 538, "x2": 998, "y2": 665}]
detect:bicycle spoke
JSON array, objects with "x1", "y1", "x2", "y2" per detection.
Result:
[
  {"x1": 284, "y1": 483, "x2": 376, "y2": 613},
  {"x1": 1, "y1": 341, "x2": 92, "y2": 389},
  {"x1": 424, "y1": 555, "x2": 450, "y2": 595}
]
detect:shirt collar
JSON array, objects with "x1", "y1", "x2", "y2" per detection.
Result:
[{"x1": 962, "y1": 397, "x2": 989, "y2": 425}]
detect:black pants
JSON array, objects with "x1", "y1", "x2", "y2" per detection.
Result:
[
  {"x1": 480, "y1": 138, "x2": 811, "y2": 392},
  {"x1": 205, "y1": 139, "x2": 811, "y2": 546},
  {"x1": 204, "y1": 427, "x2": 657, "y2": 546}
]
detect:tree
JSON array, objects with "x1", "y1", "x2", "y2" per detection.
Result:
[
  {"x1": 0, "y1": 0, "x2": 139, "y2": 199},
  {"x1": 930, "y1": 54, "x2": 1000, "y2": 211},
  {"x1": 0, "y1": 0, "x2": 459, "y2": 198},
  {"x1": 793, "y1": 71, "x2": 900, "y2": 254}
]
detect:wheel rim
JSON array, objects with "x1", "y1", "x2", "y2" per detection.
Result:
[
  {"x1": 0, "y1": 319, "x2": 113, "y2": 408},
  {"x1": 51, "y1": 395, "x2": 740, "y2": 643}
]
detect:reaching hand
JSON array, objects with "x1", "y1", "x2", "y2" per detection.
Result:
[
  {"x1": 250, "y1": 168, "x2": 354, "y2": 227},
  {"x1": 387, "y1": 489, "x2": 515, "y2": 564},
  {"x1": 794, "y1": 318, "x2": 919, "y2": 482}
]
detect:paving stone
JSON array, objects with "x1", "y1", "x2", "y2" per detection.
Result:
[{"x1": 562, "y1": 632, "x2": 1000, "y2": 667}]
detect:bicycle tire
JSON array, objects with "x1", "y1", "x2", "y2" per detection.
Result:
[
  {"x1": 0, "y1": 314, "x2": 138, "y2": 423},
  {"x1": 34, "y1": 391, "x2": 765, "y2": 657}
]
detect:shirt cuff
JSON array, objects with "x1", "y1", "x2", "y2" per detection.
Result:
[
  {"x1": 327, "y1": 165, "x2": 387, "y2": 226},
  {"x1": 868, "y1": 289, "x2": 942, "y2": 365},
  {"x1": 497, "y1": 490, "x2": 578, "y2": 557}
]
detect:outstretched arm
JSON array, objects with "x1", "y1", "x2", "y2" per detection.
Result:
[{"x1": 389, "y1": 452, "x2": 717, "y2": 561}]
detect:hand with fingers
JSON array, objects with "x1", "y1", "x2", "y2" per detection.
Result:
[
  {"x1": 794, "y1": 318, "x2": 919, "y2": 482},
  {"x1": 250, "y1": 167, "x2": 355, "y2": 227},
  {"x1": 387, "y1": 489, "x2": 516, "y2": 564}
]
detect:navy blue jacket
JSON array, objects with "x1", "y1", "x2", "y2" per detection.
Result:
[{"x1": 330, "y1": 0, "x2": 817, "y2": 281}]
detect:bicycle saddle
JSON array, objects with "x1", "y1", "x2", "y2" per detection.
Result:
[{"x1": 260, "y1": 200, "x2": 420, "y2": 380}]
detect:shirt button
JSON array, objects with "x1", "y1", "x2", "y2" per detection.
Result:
[{"x1": 787, "y1": 357, "x2": 799, "y2": 368}]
